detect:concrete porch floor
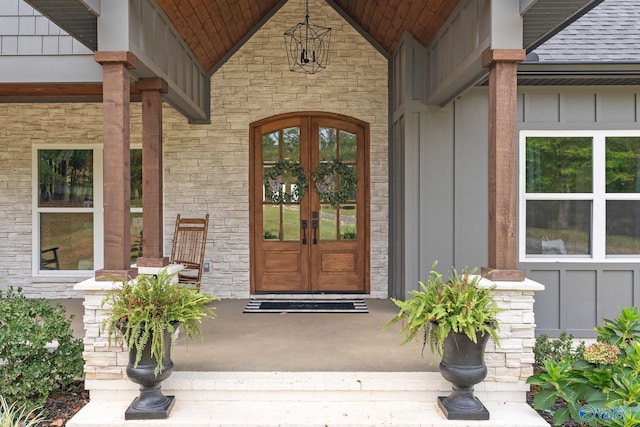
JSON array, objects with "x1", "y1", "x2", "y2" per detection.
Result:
[{"x1": 54, "y1": 297, "x2": 439, "y2": 372}]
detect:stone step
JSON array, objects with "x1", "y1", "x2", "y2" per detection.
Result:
[
  {"x1": 68, "y1": 372, "x2": 548, "y2": 427},
  {"x1": 85, "y1": 372, "x2": 529, "y2": 403},
  {"x1": 68, "y1": 400, "x2": 547, "y2": 427}
]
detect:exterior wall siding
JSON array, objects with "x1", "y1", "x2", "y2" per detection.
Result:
[
  {"x1": 393, "y1": 79, "x2": 640, "y2": 338},
  {"x1": 519, "y1": 86, "x2": 640, "y2": 337},
  {"x1": 0, "y1": 103, "x2": 106, "y2": 298},
  {"x1": 0, "y1": 0, "x2": 91, "y2": 55},
  {"x1": 0, "y1": 0, "x2": 389, "y2": 299}
]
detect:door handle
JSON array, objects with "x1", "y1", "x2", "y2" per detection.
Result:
[
  {"x1": 301, "y1": 220, "x2": 308, "y2": 245},
  {"x1": 312, "y1": 219, "x2": 318, "y2": 245}
]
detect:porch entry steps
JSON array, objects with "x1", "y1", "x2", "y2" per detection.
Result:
[{"x1": 68, "y1": 372, "x2": 548, "y2": 427}]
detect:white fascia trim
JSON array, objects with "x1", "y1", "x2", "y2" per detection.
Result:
[{"x1": 0, "y1": 55, "x2": 102, "y2": 84}]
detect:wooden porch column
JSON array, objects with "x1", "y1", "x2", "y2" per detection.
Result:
[
  {"x1": 94, "y1": 51, "x2": 137, "y2": 281},
  {"x1": 481, "y1": 48, "x2": 526, "y2": 281},
  {"x1": 135, "y1": 78, "x2": 169, "y2": 268}
]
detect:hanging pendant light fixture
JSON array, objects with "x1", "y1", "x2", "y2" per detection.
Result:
[{"x1": 283, "y1": 0, "x2": 332, "y2": 74}]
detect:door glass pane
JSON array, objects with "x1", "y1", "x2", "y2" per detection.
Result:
[
  {"x1": 339, "y1": 130, "x2": 356, "y2": 162},
  {"x1": 38, "y1": 149, "x2": 93, "y2": 207},
  {"x1": 263, "y1": 165, "x2": 279, "y2": 203},
  {"x1": 262, "y1": 131, "x2": 279, "y2": 162},
  {"x1": 319, "y1": 127, "x2": 337, "y2": 161},
  {"x1": 40, "y1": 213, "x2": 93, "y2": 270},
  {"x1": 319, "y1": 205, "x2": 337, "y2": 240},
  {"x1": 343, "y1": 164, "x2": 357, "y2": 201},
  {"x1": 263, "y1": 205, "x2": 280, "y2": 240},
  {"x1": 283, "y1": 205, "x2": 300, "y2": 241},
  {"x1": 283, "y1": 127, "x2": 300, "y2": 161},
  {"x1": 606, "y1": 200, "x2": 640, "y2": 255},
  {"x1": 340, "y1": 205, "x2": 357, "y2": 240},
  {"x1": 606, "y1": 137, "x2": 640, "y2": 193},
  {"x1": 525, "y1": 200, "x2": 591, "y2": 255},
  {"x1": 525, "y1": 137, "x2": 592, "y2": 193},
  {"x1": 130, "y1": 149, "x2": 143, "y2": 208}
]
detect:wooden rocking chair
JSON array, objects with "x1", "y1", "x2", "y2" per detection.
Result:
[{"x1": 170, "y1": 214, "x2": 209, "y2": 291}]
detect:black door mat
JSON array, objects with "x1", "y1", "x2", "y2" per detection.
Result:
[{"x1": 243, "y1": 299, "x2": 368, "y2": 313}]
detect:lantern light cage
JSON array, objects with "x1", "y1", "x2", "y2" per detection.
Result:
[{"x1": 284, "y1": 0, "x2": 332, "y2": 74}]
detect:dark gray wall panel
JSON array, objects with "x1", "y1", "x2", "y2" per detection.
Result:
[
  {"x1": 525, "y1": 92, "x2": 560, "y2": 123},
  {"x1": 453, "y1": 89, "x2": 488, "y2": 268},
  {"x1": 597, "y1": 91, "x2": 637, "y2": 123},
  {"x1": 599, "y1": 270, "x2": 634, "y2": 322},
  {"x1": 562, "y1": 92, "x2": 596, "y2": 122},
  {"x1": 562, "y1": 270, "x2": 597, "y2": 335},
  {"x1": 530, "y1": 269, "x2": 561, "y2": 334},
  {"x1": 423, "y1": 107, "x2": 454, "y2": 278}
]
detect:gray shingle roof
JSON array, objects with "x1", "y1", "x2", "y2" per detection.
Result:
[{"x1": 533, "y1": 0, "x2": 640, "y2": 62}]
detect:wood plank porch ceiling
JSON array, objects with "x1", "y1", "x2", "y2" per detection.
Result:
[{"x1": 156, "y1": 0, "x2": 460, "y2": 73}]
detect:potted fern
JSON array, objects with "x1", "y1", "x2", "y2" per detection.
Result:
[
  {"x1": 384, "y1": 261, "x2": 501, "y2": 420},
  {"x1": 102, "y1": 268, "x2": 218, "y2": 420}
]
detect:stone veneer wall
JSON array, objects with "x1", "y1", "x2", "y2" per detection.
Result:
[
  {"x1": 0, "y1": 103, "x2": 109, "y2": 299},
  {"x1": 483, "y1": 279, "x2": 543, "y2": 383},
  {"x1": 0, "y1": 0, "x2": 389, "y2": 299}
]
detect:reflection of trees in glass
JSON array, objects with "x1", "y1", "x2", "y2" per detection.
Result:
[
  {"x1": 526, "y1": 200, "x2": 591, "y2": 255},
  {"x1": 319, "y1": 127, "x2": 336, "y2": 161},
  {"x1": 607, "y1": 201, "x2": 640, "y2": 252},
  {"x1": 339, "y1": 131, "x2": 356, "y2": 162},
  {"x1": 130, "y1": 149, "x2": 142, "y2": 206},
  {"x1": 606, "y1": 137, "x2": 640, "y2": 193},
  {"x1": 262, "y1": 132, "x2": 279, "y2": 162},
  {"x1": 526, "y1": 137, "x2": 592, "y2": 193},
  {"x1": 38, "y1": 150, "x2": 93, "y2": 206},
  {"x1": 283, "y1": 127, "x2": 300, "y2": 160},
  {"x1": 526, "y1": 137, "x2": 592, "y2": 231}
]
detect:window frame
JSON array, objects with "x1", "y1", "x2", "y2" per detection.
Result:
[
  {"x1": 32, "y1": 144, "x2": 142, "y2": 276},
  {"x1": 519, "y1": 130, "x2": 640, "y2": 263}
]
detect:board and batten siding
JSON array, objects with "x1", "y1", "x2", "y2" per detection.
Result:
[
  {"x1": 519, "y1": 86, "x2": 640, "y2": 337},
  {"x1": 390, "y1": 35, "x2": 639, "y2": 337},
  {"x1": 389, "y1": 32, "x2": 489, "y2": 301}
]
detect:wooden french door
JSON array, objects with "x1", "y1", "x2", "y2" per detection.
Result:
[{"x1": 250, "y1": 112, "x2": 369, "y2": 293}]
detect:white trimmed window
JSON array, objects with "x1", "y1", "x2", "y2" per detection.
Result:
[
  {"x1": 520, "y1": 131, "x2": 640, "y2": 262},
  {"x1": 33, "y1": 146, "x2": 142, "y2": 275}
]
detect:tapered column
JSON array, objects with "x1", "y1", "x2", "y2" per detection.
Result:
[
  {"x1": 94, "y1": 51, "x2": 138, "y2": 281},
  {"x1": 135, "y1": 78, "x2": 169, "y2": 267},
  {"x1": 481, "y1": 48, "x2": 525, "y2": 281}
]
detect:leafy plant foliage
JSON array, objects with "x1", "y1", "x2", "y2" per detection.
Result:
[
  {"x1": 0, "y1": 288, "x2": 84, "y2": 406},
  {"x1": 0, "y1": 395, "x2": 44, "y2": 427},
  {"x1": 102, "y1": 269, "x2": 218, "y2": 375},
  {"x1": 533, "y1": 331, "x2": 585, "y2": 373},
  {"x1": 384, "y1": 261, "x2": 501, "y2": 356},
  {"x1": 527, "y1": 307, "x2": 640, "y2": 426}
]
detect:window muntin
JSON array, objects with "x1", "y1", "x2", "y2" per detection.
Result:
[{"x1": 520, "y1": 131, "x2": 640, "y2": 262}]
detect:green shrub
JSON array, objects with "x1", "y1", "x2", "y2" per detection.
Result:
[
  {"x1": 533, "y1": 331, "x2": 585, "y2": 373},
  {"x1": 0, "y1": 395, "x2": 44, "y2": 427},
  {"x1": 0, "y1": 288, "x2": 84, "y2": 406},
  {"x1": 528, "y1": 307, "x2": 640, "y2": 426}
]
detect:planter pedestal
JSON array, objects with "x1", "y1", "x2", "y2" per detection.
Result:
[
  {"x1": 437, "y1": 330, "x2": 491, "y2": 420},
  {"x1": 124, "y1": 328, "x2": 175, "y2": 420}
]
